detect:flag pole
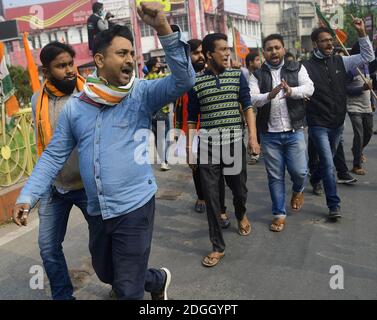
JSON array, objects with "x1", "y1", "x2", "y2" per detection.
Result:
[{"x1": 315, "y1": 2, "x2": 377, "y2": 100}]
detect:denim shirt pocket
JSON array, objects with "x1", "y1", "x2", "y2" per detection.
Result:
[{"x1": 112, "y1": 110, "x2": 130, "y2": 128}]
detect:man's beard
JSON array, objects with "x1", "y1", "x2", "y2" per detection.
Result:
[
  {"x1": 49, "y1": 76, "x2": 77, "y2": 95},
  {"x1": 193, "y1": 61, "x2": 205, "y2": 73}
]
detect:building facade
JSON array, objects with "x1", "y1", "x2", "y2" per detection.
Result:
[
  {"x1": 2, "y1": 0, "x2": 262, "y2": 72},
  {"x1": 277, "y1": 2, "x2": 316, "y2": 57}
]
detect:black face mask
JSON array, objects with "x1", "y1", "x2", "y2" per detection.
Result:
[
  {"x1": 49, "y1": 76, "x2": 77, "y2": 95},
  {"x1": 193, "y1": 61, "x2": 205, "y2": 73}
]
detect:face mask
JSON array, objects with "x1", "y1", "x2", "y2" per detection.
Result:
[{"x1": 49, "y1": 76, "x2": 77, "y2": 95}]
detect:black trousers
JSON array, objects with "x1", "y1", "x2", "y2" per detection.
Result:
[
  {"x1": 192, "y1": 166, "x2": 227, "y2": 213},
  {"x1": 199, "y1": 142, "x2": 248, "y2": 253},
  {"x1": 349, "y1": 112, "x2": 373, "y2": 167},
  {"x1": 86, "y1": 197, "x2": 164, "y2": 300}
]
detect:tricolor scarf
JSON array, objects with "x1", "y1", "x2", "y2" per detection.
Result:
[
  {"x1": 36, "y1": 74, "x2": 85, "y2": 157},
  {"x1": 83, "y1": 71, "x2": 136, "y2": 106}
]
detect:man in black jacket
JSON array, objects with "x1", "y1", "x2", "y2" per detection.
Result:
[
  {"x1": 249, "y1": 34, "x2": 314, "y2": 232},
  {"x1": 303, "y1": 17, "x2": 375, "y2": 219},
  {"x1": 87, "y1": 2, "x2": 114, "y2": 52}
]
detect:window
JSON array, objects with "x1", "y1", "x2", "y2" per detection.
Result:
[
  {"x1": 31, "y1": 37, "x2": 36, "y2": 50},
  {"x1": 79, "y1": 28, "x2": 83, "y2": 43},
  {"x1": 302, "y1": 18, "x2": 312, "y2": 29},
  {"x1": 5, "y1": 41, "x2": 13, "y2": 53},
  {"x1": 140, "y1": 22, "x2": 154, "y2": 37},
  {"x1": 143, "y1": 53, "x2": 151, "y2": 62},
  {"x1": 173, "y1": 15, "x2": 188, "y2": 32},
  {"x1": 33, "y1": 36, "x2": 39, "y2": 49}
]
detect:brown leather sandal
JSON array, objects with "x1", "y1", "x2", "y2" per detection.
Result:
[
  {"x1": 352, "y1": 167, "x2": 366, "y2": 175},
  {"x1": 270, "y1": 218, "x2": 286, "y2": 232},
  {"x1": 238, "y1": 216, "x2": 251, "y2": 236},
  {"x1": 291, "y1": 192, "x2": 304, "y2": 211},
  {"x1": 202, "y1": 252, "x2": 225, "y2": 267}
]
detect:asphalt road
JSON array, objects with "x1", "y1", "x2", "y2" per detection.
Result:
[{"x1": 0, "y1": 117, "x2": 376, "y2": 300}]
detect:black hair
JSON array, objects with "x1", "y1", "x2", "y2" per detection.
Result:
[
  {"x1": 188, "y1": 39, "x2": 202, "y2": 53},
  {"x1": 145, "y1": 57, "x2": 159, "y2": 73},
  {"x1": 93, "y1": 25, "x2": 134, "y2": 56},
  {"x1": 245, "y1": 52, "x2": 259, "y2": 66},
  {"x1": 92, "y1": 2, "x2": 103, "y2": 14},
  {"x1": 285, "y1": 52, "x2": 295, "y2": 59},
  {"x1": 40, "y1": 41, "x2": 76, "y2": 68},
  {"x1": 311, "y1": 27, "x2": 332, "y2": 42},
  {"x1": 263, "y1": 34, "x2": 284, "y2": 49},
  {"x1": 202, "y1": 33, "x2": 227, "y2": 58}
]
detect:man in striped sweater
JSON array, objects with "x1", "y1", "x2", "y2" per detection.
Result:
[{"x1": 187, "y1": 33, "x2": 260, "y2": 268}]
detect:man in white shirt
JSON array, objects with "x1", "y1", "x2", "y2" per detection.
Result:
[{"x1": 249, "y1": 34, "x2": 314, "y2": 232}]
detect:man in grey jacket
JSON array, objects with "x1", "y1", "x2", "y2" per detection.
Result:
[{"x1": 346, "y1": 42, "x2": 375, "y2": 175}]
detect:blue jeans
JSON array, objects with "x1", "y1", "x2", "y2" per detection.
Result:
[
  {"x1": 260, "y1": 130, "x2": 308, "y2": 216},
  {"x1": 38, "y1": 187, "x2": 88, "y2": 300},
  {"x1": 308, "y1": 126, "x2": 343, "y2": 210}
]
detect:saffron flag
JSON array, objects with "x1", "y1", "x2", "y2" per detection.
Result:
[
  {"x1": 234, "y1": 27, "x2": 250, "y2": 60},
  {"x1": 335, "y1": 29, "x2": 348, "y2": 45},
  {"x1": 0, "y1": 42, "x2": 19, "y2": 117},
  {"x1": 23, "y1": 32, "x2": 41, "y2": 93},
  {"x1": 315, "y1": 3, "x2": 347, "y2": 44},
  {"x1": 203, "y1": 0, "x2": 214, "y2": 13}
]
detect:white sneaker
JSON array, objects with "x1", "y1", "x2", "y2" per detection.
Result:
[
  {"x1": 151, "y1": 267, "x2": 171, "y2": 300},
  {"x1": 160, "y1": 162, "x2": 170, "y2": 171}
]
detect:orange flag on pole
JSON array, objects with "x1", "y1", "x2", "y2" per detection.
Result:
[
  {"x1": 0, "y1": 42, "x2": 20, "y2": 117},
  {"x1": 23, "y1": 32, "x2": 41, "y2": 93},
  {"x1": 335, "y1": 29, "x2": 348, "y2": 44},
  {"x1": 234, "y1": 27, "x2": 250, "y2": 60}
]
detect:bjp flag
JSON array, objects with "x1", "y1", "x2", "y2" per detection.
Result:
[{"x1": 234, "y1": 27, "x2": 250, "y2": 60}]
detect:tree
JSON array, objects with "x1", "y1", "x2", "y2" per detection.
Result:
[
  {"x1": 342, "y1": 3, "x2": 359, "y2": 49},
  {"x1": 7, "y1": 65, "x2": 33, "y2": 108},
  {"x1": 342, "y1": 2, "x2": 377, "y2": 49}
]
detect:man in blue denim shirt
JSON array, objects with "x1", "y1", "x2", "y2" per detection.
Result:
[{"x1": 13, "y1": 2, "x2": 195, "y2": 300}]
